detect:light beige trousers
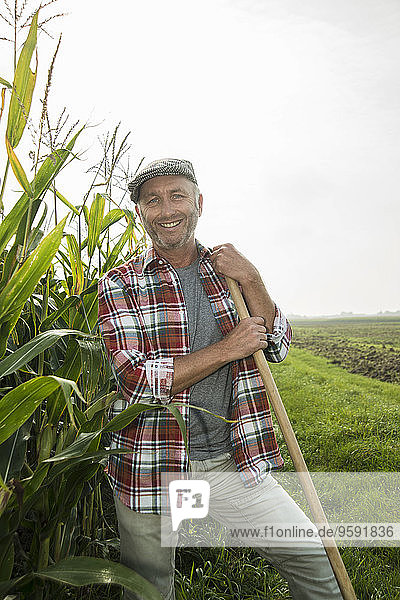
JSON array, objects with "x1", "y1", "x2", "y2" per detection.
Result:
[{"x1": 114, "y1": 452, "x2": 342, "y2": 600}]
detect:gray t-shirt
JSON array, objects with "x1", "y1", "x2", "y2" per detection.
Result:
[{"x1": 175, "y1": 259, "x2": 232, "y2": 459}]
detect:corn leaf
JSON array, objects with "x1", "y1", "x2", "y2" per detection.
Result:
[
  {"x1": 101, "y1": 208, "x2": 125, "y2": 231},
  {"x1": 66, "y1": 234, "x2": 84, "y2": 294},
  {"x1": 35, "y1": 556, "x2": 162, "y2": 599},
  {"x1": 31, "y1": 129, "x2": 83, "y2": 201},
  {"x1": 165, "y1": 403, "x2": 189, "y2": 457},
  {"x1": 102, "y1": 223, "x2": 133, "y2": 273},
  {"x1": 5, "y1": 136, "x2": 32, "y2": 196},
  {"x1": 87, "y1": 193, "x2": 105, "y2": 257},
  {"x1": 0, "y1": 328, "x2": 91, "y2": 378},
  {"x1": 0, "y1": 76, "x2": 12, "y2": 89},
  {"x1": 22, "y1": 462, "x2": 49, "y2": 500},
  {"x1": 0, "y1": 194, "x2": 30, "y2": 256},
  {"x1": 43, "y1": 431, "x2": 99, "y2": 462},
  {"x1": 70, "y1": 287, "x2": 98, "y2": 333},
  {"x1": 15, "y1": 128, "x2": 83, "y2": 247},
  {"x1": 0, "y1": 376, "x2": 81, "y2": 446},
  {"x1": 0, "y1": 310, "x2": 23, "y2": 360},
  {"x1": 0, "y1": 573, "x2": 32, "y2": 595},
  {"x1": 40, "y1": 295, "x2": 81, "y2": 331},
  {"x1": 1, "y1": 128, "x2": 81, "y2": 255},
  {"x1": 0, "y1": 88, "x2": 6, "y2": 124},
  {"x1": 85, "y1": 391, "x2": 117, "y2": 420},
  {"x1": 6, "y1": 12, "x2": 38, "y2": 148},
  {"x1": 55, "y1": 189, "x2": 80, "y2": 215},
  {"x1": 46, "y1": 339, "x2": 82, "y2": 425},
  {"x1": 78, "y1": 337, "x2": 103, "y2": 396},
  {"x1": 0, "y1": 216, "x2": 67, "y2": 324},
  {"x1": 45, "y1": 447, "x2": 131, "y2": 465},
  {"x1": 102, "y1": 402, "x2": 162, "y2": 433}
]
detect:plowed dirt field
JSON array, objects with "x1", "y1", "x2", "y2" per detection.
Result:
[{"x1": 291, "y1": 317, "x2": 400, "y2": 385}]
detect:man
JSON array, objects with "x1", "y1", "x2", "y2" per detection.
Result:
[{"x1": 98, "y1": 158, "x2": 342, "y2": 600}]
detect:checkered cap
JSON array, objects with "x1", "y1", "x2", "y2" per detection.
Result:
[{"x1": 128, "y1": 158, "x2": 198, "y2": 203}]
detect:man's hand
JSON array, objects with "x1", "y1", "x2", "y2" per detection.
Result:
[
  {"x1": 210, "y1": 243, "x2": 261, "y2": 287},
  {"x1": 220, "y1": 317, "x2": 268, "y2": 361},
  {"x1": 211, "y1": 242, "x2": 276, "y2": 334}
]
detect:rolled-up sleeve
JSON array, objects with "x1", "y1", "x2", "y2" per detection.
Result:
[
  {"x1": 98, "y1": 274, "x2": 173, "y2": 404},
  {"x1": 264, "y1": 304, "x2": 292, "y2": 363}
]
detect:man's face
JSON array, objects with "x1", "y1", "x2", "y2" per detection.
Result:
[{"x1": 135, "y1": 175, "x2": 203, "y2": 251}]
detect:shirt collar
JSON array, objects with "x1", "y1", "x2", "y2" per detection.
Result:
[
  {"x1": 142, "y1": 246, "x2": 159, "y2": 272},
  {"x1": 142, "y1": 240, "x2": 211, "y2": 272}
]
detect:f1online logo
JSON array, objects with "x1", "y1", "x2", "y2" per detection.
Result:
[{"x1": 169, "y1": 480, "x2": 210, "y2": 531}]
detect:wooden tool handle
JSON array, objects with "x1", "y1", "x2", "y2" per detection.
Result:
[{"x1": 225, "y1": 276, "x2": 357, "y2": 600}]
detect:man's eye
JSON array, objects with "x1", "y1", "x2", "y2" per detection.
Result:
[{"x1": 172, "y1": 194, "x2": 184, "y2": 200}]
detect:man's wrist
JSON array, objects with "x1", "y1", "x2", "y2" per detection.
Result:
[{"x1": 215, "y1": 336, "x2": 236, "y2": 364}]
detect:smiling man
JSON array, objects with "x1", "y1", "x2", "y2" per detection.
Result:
[{"x1": 98, "y1": 158, "x2": 342, "y2": 600}]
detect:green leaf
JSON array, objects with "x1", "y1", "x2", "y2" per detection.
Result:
[
  {"x1": 6, "y1": 12, "x2": 38, "y2": 148},
  {"x1": 45, "y1": 446, "x2": 131, "y2": 464},
  {"x1": 39, "y1": 295, "x2": 81, "y2": 331},
  {"x1": 14, "y1": 128, "x2": 84, "y2": 248},
  {"x1": 165, "y1": 403, "x2": 189, "y2": 457},
  {"x1": 0, "y1": 573, "x2": 32, "y2": 595},
  {"x1": 87, "y1": 193, "x2": 105, "y2": 258},
  {"x1": 66, "y1": 234, "x2": 84, "y2": 294},
  {"x1": 31, "y1": 128, "x2": 83, "y2": 201},
  {"x1": 0, "y1": 376, "x2": 80, "y2": 446},
  {"x1": 0, "y1": 216, "x2": 67, "y2": 325},
  {"x1": 102, "y1": 223, "x2": 133, "y2": 273},
  {"x1": 0, "y1": 194, "x2": 30, "y2": 256},
  {"x1": 5, "y1": 136, "x2": 32, "y2": 196},
  {"x1": 0, "y1": 129, "x2": 81, "y2": 256},
  {"x1": 55, "y1": 189, "x2": 80, "y2": 215},
  {"x1": 0, "y1": 328, "x2": 91, "y2": 378},
  {"x1": 22, "y1": 463, "x2": 49, "y2": 500},
  {"x1": 0, "y1": 310, "x2": 21, "y2": 360},
  {"x1": 46, "y1": 339, "x2": 82, "y2": 425},
  {"x1": 102, "y1": 402, "x2": 162, "y2": 433},
  {"x1": 0, "y1": 417, "x2": 32, "y2": 482},
  {"x1": 101, "y1": 208, "x2": 125, "y2": 232},
  {"x1": 0, "y1": 533, "x2": 14, "y2": 581},
  {"x1": 35, "y1": 556, "x2": 162, "y2": 599},
  {"x1": 85, "y1": 391, "x2": 118, "y2": 421},
  {"x1": 43, "y1": 431, "x2": 99, "y2": 462},
  {"x1": 0, "y1": 76, "x2": 12, "y2": 89},
  {"x1": 70, "y1": 286, "x2": 98, "y2": 333},
  {"x1": 78, "y1": 337, "x2": 103, "y2": 395}
]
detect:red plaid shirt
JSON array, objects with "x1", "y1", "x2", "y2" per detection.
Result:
[{"x1": 98, "y1": 242, "x2": 292, "y2": 513}]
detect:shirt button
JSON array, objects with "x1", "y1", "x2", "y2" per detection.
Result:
[{"x1": 158, "y1": 260, "x2": 163, "y2": 265}]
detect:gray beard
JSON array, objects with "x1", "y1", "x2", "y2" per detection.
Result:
[{"x1": 144, "y1": 212, "x2": 199, "y2": 250}]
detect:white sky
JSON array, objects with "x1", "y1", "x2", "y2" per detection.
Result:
[{"x1": 1, "y1": 0, "x2": 399, "y2": 316}]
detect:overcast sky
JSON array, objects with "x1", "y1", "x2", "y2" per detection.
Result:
[{"x1": 1, "y1": 0, "x2": 399, "y2": 316}]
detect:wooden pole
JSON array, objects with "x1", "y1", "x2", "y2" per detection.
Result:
[{"x1": 225, "y1": 276, "x2": 357, "y2": 600}]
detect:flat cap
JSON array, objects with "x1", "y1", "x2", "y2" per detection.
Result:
[{"x1": 128, "y1": 158, "x2": 198, "y2": 204}]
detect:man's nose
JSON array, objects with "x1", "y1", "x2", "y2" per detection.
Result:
[{"x1": 159, "y1": 198, "x2": 176, "y2": 218}]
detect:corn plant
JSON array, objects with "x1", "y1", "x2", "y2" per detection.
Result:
[{"x1": 0, "y1": 6, "x2": 170, "y2": 599}]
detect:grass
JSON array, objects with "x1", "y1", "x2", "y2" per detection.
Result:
[
  {"x1": 270, "y1": 347, "x2": 400, "y2": 472},
  {"x1": 174, "y1": 346, "x2": 400, "y2": 600}
]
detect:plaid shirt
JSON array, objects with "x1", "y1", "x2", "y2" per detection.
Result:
[{"x1": 98, "y1": 242, "x2": 292, "y2": 514}]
